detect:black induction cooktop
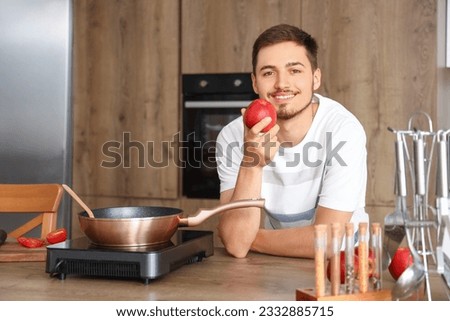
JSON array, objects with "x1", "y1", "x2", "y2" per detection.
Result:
[{"x1": 45, "y1": 230, "x2": 214, "y2": 284}]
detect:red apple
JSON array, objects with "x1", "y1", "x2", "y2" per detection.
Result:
[
  {"x1": 388, "y1": 247, "x2": 413, "y2": 280},
  {"x1": 243, "y1": 99, "x2": 277, "y2": 132}
]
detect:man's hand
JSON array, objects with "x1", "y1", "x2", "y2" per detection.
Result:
[{"x1": 241, "y1": 108, "x2": 280, "y2": 168}]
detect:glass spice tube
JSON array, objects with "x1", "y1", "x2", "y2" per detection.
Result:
[
  {"x1": 314, "y1": 224, "x2": 328, "y2": 298},
  {"x1": 345, "y1": 222, "x2": 355, "y2": 294},
  {"x1": 330, "y1": 223, "x2": 341, "y2": 296},
  {"x1": 358, "y1": 222, "x2": 369, "y2": 293},
  {"x1": 370, "y1": 223, "x2": 382, "y2": 290}
]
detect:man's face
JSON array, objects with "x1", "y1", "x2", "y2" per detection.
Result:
[{"x1": 252, "y1": 41, "x2": 321, "y2": 120}]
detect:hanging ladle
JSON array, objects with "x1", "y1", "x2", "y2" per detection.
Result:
[
  {"x1": 62, "y1": 184, "x2": 95, "y2": 218},
  {"x1": 391, "y1": 132, "x2": 425, "y2": 300},
  {"x1": 391, "y1": 227, "x2": 426, "y2": 300},
  {"x1": 391, "y1": 222, "x2": 426, "y2": 300}
]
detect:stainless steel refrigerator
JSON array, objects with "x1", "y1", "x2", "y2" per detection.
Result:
[{"x1": 0, "y1": 0, "x2": 72, "y2": 235}]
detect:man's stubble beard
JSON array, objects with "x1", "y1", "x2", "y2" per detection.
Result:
[{"x1": 276, "y1": 93, "x2": 315, "y2": 120}]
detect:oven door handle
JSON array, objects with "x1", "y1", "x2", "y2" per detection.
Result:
[{"x1": 185, "y1": 101, "x2": 253, "y2": 108}]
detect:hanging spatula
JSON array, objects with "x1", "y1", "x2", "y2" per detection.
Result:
[{"x1": 383, "y1": 132, "x2": 408, "y2": 270}]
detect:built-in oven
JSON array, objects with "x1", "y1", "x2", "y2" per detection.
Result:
[{"x1": 182, "y1": 73, "x2": 258, "y2": 199}]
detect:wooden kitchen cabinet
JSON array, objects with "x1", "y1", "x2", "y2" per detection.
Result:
[
  {"x1": 181, "y1": 0, "x2": 302, "y2": 73},
  {"x1": 72, "y1": 0, "x2": 180, "y2": 199}
]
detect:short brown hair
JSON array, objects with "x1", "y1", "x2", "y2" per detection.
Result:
[{"x1": 252, "y1": 24, "x2": 319, "y2": 73}]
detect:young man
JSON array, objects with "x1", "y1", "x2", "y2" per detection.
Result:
[{"x1": 216, "y1": 24, "x2": 368, "y2": 258}]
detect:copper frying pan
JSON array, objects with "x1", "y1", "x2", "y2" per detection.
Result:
[{"x1": 75, "y1": 197, "x2": 265, "y2": 247}]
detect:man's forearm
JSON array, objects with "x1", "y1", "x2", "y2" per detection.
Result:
[
  {"x1": 218, "y1": 165, "x2": 264, "y2": 258},
  {"x1": 250, "y1": 227, "x2": 316, "y2": 258}
]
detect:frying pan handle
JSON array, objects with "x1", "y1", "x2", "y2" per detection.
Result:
[{"x1": 179, "y1": 198, "x2": 265, "y2": 227}]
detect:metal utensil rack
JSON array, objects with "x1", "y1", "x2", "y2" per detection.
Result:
[{"x1": 388, "y1": 112, "x2": 450, "y2": 300}]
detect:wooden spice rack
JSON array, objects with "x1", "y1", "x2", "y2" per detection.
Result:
[
  {"x1": 297, "y1": 222, "x2": 392, "y2": 301},
  {"x1": 296, "y1": 287, "x2": 392, "y2": 301}
]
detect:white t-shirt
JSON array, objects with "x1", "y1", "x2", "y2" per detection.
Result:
[{"x1": 216, "y1": 94, "x2": 368, "y2": 230}]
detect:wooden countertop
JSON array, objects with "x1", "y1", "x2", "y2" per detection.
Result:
[{"x1": 0, "y1": 247, "x2": 447, "y2": 301}]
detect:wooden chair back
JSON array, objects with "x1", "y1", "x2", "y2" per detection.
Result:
[{"x1": 0, "y1": 184, "x2": 63, "y2": 238}]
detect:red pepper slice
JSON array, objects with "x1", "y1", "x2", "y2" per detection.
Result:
[
  {"x1": 17, "y1": 236, "x2": 45, "y2": 248},
  {"x1": 46, "y1": 228, "x2": 67, "y2": 244}
]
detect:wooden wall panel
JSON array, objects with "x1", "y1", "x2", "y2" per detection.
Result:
[
  {"x1": 302, "y1": 0, "x2": 437, "y2": 224},
  {"x1": 72, "y1": 0, "x2": 180, "y2": 199},
  {"x1": 181, "y1": 0, "x2": 302, "y2": 73}
]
